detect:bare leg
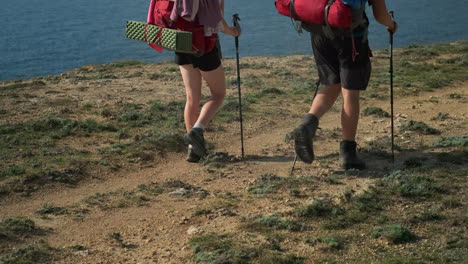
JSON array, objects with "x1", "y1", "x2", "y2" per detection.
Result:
[
  {"x1": 197, "y1": 65, "x2": 226, "y2": 126},
  {"x1": 294, "y1": 83, "x2": 341, "y2": 164},
  {"x1": 308, "y1": 83, "x2": 341, "y2": 118},
  {"x1": 341, "y1": 88, "x2": 361, "y2": 141},
  {"x1": 179, "y1": 64, "x2": 202, "y2": 132}
]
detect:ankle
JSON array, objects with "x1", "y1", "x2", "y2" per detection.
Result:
[
  {"x1": 340, "y1": 140, "x2": 358, "y2": 154},
  {"x1": 303, "y1": 114, "x2": 319, "y2": 125},
  {"x1": 193, "y1": 121, "x2": 205, "y2": 131}
]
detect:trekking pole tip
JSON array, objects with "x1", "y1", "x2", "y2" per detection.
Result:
[{"x1": 290, "y1": 155, "x2": 298, "y2": 176}]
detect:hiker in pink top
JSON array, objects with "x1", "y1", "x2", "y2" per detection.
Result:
[{"x1": 167, "y1": 0, "x2": 239, "y2": 163}]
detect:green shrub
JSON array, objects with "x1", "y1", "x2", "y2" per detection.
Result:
[
  {"x1": 435, "y1": 152, "x2": 467, "y2": 165},
  {"x1": 257, "y1": 87, "x2": 285, "y2": 96},
  {"x1": 430, "y1": 112, "x2": 449, "y2": 121},
  {"x1": 384, "y1": 170, "x2": 445, "y2": 198},
  {"x1": 148, "y1": 72, "x2": 171, "y2": 80},
  {"x1": 247, "y1": 173, "x2": 283, "y2": 196},
  {"x1": 378, "y1": 255, "x2": 426, "y2": 264},
  {"x1": 272, "y1": 68, "x2": 293, "y2": 77},
  {"x1": 400, "y1": 120, "x2": 440, "y2": 135},
  {"x1": 36, "y1": 204, "x2": 67, "y2": 216},
  {"x1": 0, "y1": 82, "x2": 29, "y2": 91},
  {"x1": 189, "y1": 233, "x2": 305, "y2": 264},
  {"x1": 425, "y1": 77, "x2": 451, "y2": 89},
  {"x1": 372, "y1": 225, "x2": 416, "y2": 244},
  {"x1": 1, "y1": 165, "x2": 26, "y2": 178},
  {"x1": 433, "y1": 136, "x2": 468, "y2": 147},
  {"x1": 189, "y1": 234, "x2": 233, "y2": 263},
  {"x1": 317, "y1": 236, "x2": 343, "y2": 250},
  {"x1": 410, "y1": 209, "x2": 444, "y2": 223},
  {"x1": 448, "y1": 93, "x2": 462, "y2": 99},
  {"x1": 290, "y1": 78, "x2": 315, "y2": 94},
  {"x1": 109, "y1": 61, "x2": 144, "y2": 67},
  {"x1": 363, "y1": 107, "x2": 390, "y2": 117},
  {"x1": 352, "y1": 188, "x2": 383, "y2": 212},
  {"x1": 201, "y1": 152, "x2": 234, "y2": 168},
  {"x1": 256, "y1": 253, "x2": 305, "y2": 264},
  {"x1": 1, "y1": 241, "x2": 55, "y2": 264},
  {"x1": 133, "y1": 131, "x2": 185, "y2": 154},
  {"x1": 243, "y1": 73, "x2": 263, "y2": 88},
  {"x1": 0, "y1": 218, "x2": 39, "y2": 241},
  {"x1": 295, "y1": 199, "x2": 338, "y2": 218},
  {"x1": 361, "y1": 137, "x2": 396, "y2": 159},
  {"x1": 441, "y1": 197, "x2": 462, "y2": 208},
  {"x1": 403, "y1": 157, "x2": 428, "y2": 168}
]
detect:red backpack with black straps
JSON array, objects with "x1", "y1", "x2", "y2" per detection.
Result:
[
  {"x1": 275, "y1": 0, "x2": 351, "y2": 28},
  {"x1": 147, "y1": 0, "x2": 217, "y2": 55},
  {"x1": 275, "y1": 0, "x2": 367, "y2": 36}
]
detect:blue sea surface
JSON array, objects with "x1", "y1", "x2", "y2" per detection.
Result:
[{"x1": 0, "y1": 0, "x2": 467, "y2": 81}]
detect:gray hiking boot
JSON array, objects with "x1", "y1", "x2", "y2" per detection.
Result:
[
  {"x1": 339, "y1": 140, "x2": 366, "y2": 170},
  {"x1": 184, "y1": 128, "x2": 207, "y2": 158},
  {"x1": 186, "y1": 145, "x2": 201, "y2": 163},
  {"x1": 293, "y1": 114, "x2": 319, "y2": 164}
]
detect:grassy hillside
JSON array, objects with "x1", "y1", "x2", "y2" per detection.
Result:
[{"x1": 0, "y1": 41, "x2": 467, "y2": 264}]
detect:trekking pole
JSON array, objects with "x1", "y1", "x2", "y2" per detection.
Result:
[
  {"x1": 290, "y1": 155, "x2": 298, "y2": 176},
  {"x1": 389, "y1": 11, "x2": 395, "y2": 163},
  {"x1": 233, "y1": 14, "x2": 244, "y2": 159}
]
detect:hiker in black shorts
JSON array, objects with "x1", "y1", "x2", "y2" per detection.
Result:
[
  {"x1": 175, "y1": 0, "x2": 239, "y2": 163},
  {"x1": 293, "y1": 0, "x2": 398, "y2": 170}
]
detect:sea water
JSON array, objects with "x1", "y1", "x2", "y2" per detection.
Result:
[{"x1": 0, "y1": 0, "x2": 467, "y2": 80}]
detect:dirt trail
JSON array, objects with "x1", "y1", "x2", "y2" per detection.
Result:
[
  {"x1": 1, "y1": 48, "x2": 467, "y2": 263},
  {"x1": 0, "y1": 104, "x2": 379, "y2": 263}
]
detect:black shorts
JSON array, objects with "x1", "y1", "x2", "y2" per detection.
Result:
[
  {"x1": 311, "y1": 34, "x2": 372, "y2": 90},
  {"x1": 175, "y1": 46, "x2": 221, "y2": 72}
]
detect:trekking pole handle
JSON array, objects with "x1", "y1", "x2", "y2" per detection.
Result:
[
  {"x1": 232, "y1": 14, "x2": 241, "y2": 37},
  {"x1": 389, "y1": 11, "x2": 395, "y2": 36},
  {"x1": 232, "y1": 14, "x2": 240, "y2": 27}
]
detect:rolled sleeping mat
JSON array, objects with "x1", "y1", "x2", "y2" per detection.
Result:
[{"x1": 126, "y1": 20, "x2": 194, "y2": 54}]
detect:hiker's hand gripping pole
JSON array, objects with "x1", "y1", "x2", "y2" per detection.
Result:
[
  {"x1": 389, "y1": 11, "x2": 395, "y2": 163},
  {"x1": 232, "y1": 14, "x2": 244, "y2": 159}
]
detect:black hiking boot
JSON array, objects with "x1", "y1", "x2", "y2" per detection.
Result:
[
  {"x1": 186, "y1": 145, "x2": 201, "y2": 163},
  {"x1": 184, "y1": 128, "x2": 207, "y2": 158},
  {"x1": 339, "y1": 140, "x2": 366, "y2": 170},
  {"x1": 293, "y1": 114, "x2": 319, "y2": 164}
]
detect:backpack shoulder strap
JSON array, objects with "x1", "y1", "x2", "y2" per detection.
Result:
[{"x1": 351, "y1": 2, "x2": 366, "y2": 28}]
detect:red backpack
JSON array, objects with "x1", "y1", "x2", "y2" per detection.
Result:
[
  {"x1": 275, "y1": 0, "x2": 352, "y2": 28},
  {"x1": 147, "y1": 0, "x2": 217, "y2": 55},
  {"x1": 275, "y1": 0, "x2": 366, "y2": 36}
]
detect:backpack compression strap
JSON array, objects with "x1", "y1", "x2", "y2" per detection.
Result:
[
  {"x1": 323, "y1": 0, "x2": 337, "y2": 39},
  {"x1": 289, "y1": 0, "x2": 304, "y2": 33},
  {"x1": 289, "y1": 0, "x2": 299, "y2": 19}
]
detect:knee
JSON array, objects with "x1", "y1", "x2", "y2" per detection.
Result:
[
  {"x1": 211, "y1": 89, "x2": 226, "y2": 103},
  {"x1": 186, "y1": 97, "x2": 201, "y2": 112},
  {"x1": 186, "y1": 93, "x2": 201, "y2": 104}
]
